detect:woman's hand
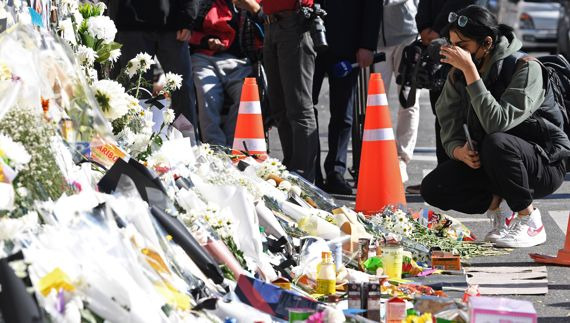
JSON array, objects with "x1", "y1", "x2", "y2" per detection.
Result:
[
  {"x1": 440, "y1": 45, "x2": 475, "y2": 72},
  {"x1": 440, "y1": 45, "x2": 481, "y2": 85},
  {"x1": 453, "y1": 142, "x2": 481, "y2": 169}
]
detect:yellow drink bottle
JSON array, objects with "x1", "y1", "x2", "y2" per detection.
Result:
[{"x1": 316, "y1": 251, "x2": 336, "y2": 295}]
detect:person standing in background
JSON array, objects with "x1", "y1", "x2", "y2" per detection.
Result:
[
  {"x1": 375, "y1": 0, "x2": 420, "y2": 185},
  {"x1": 312, "y1": 0, "x2": 381, "y2": 194},
  {"x1": 189, "y1": 0, "x2": 263, "y2": 147},
  {"x1": 405, "y1": 0, "x2": 475, "y2": 194},
  {"x1": 108, "y1": 0, "x2": 200, "y2": 139},
  {"x1": 259, "y1": 0, "x2": 319, "y2": 182},
  {"x1": 415, "y1": 0, "x2": 476, "y2": 164}
]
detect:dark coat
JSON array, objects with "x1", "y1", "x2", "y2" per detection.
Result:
[
  {"x1": 415, "y1": 0, "x2": 476, "y2": 34},
  {"x1": 318, "y1": 0, "x2": 381, "y2": 59},
  {"x1": 108, "y1": 0, "x2": 203, "y2": 31}
]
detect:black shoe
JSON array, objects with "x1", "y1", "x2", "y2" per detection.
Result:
[
  {"x1": 324, "y1": 172, "x2": 353, "y2": 195},
  {"x1": 406, "y1": 184, "x2": 421, "y2": 195}
]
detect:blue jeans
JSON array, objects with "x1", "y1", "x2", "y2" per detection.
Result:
[
  {"x1": 191, "y1": 53, "x2": 252, "y2": 146},
  {"x1": 313, "y1": 52, "x2": 358, "y2": 177}
]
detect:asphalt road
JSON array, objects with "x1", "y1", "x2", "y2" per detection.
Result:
[{"x1": 267, "y1": 70, "x2": 570, "y2": 321}]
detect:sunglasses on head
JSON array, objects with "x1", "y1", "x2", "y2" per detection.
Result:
[{"x1": 448, "y1": 12, "x2": 469, "y2": 27}]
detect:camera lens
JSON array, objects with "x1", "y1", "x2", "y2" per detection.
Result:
[{"x1": 311, "y1": 16, "x2": 328, "y2": 52}]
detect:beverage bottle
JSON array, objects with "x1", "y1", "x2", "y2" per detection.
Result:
[{"x1": 316, "y1": 251, "x2": 336, "y2": 295}]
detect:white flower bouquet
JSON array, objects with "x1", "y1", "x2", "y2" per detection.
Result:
[{"x1": 57, "y1": 1, "x2": 122, "y2": 79}]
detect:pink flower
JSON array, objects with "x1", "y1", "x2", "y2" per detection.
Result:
[{"x1": 307, "y1": 311, "x2": 325, "y2": 323}]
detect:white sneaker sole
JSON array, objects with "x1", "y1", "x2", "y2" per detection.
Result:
[
  {"x1": 494, "y1": 232, "x2": 547, "y2": 248},
  {"x1": 484, "y1": 233, "x2": 501, "y2": 243}
]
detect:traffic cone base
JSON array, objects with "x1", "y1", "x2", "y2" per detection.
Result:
[
  {"x1": 355, "y1": 73, "x2": 406, "y2": 215},
  {"x1": 530, "y1": 213, "x2": 570, "y2": 266},
  {"x1": 232, "y1": 78, "x2": 267, "y2": 157}
]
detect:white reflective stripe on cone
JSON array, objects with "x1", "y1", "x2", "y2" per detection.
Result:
[
  {"x1": 367, "y1": 93, "x2": 388, "y2": 106},
  {"x1": 238, "y1": 101, "x2": 262, "y2": 114},
  {"x1": 233, "y1": 138, "x2": 267, "y2": 152},
  {"x1": 362, "y1": 128, "x2": 395, "y2": 142}
]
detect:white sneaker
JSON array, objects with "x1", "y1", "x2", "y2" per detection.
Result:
[
  {"x1": 484, "y1": 200, "x2": 515, "y2": 243},
  {"x1": 399, "y1": 160, "x2": 409, "y2": 183},
  {"x1": 495, "y1": 208, "x2": 547, "y2": 248}
]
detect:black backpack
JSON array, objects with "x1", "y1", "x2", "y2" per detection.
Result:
[{"x1": 497, "y1": 53, "x2": 570, "y2": 141}]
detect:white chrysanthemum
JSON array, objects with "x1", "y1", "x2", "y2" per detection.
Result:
[
  {"x1": 256, "y1": 157, "x2": 287, "y2": 179},
  {"x1": 93, "y1": 80, "x2": 129, "y2": 120},
  {"x1": 108, "y1": 48, "x2": 121, "y2": 63},
  {"x1": 58, "y1": 18, "x2": 77, "y2": 45},
  {"x1": 86, "y1": 15, "x2": 117, "y2": 44},
  {"x1": 16, "y1": 186, "x2": 28, "y2": 198},
  {"x1": 77, "y1": 45, "x2": 98, "y2": 66},
  {"x1": 0, "y1": 133, "x2": 31, "y2": 170},
  {"x1": 163, "y1": 109, "x2": 175, "y2": 124},
  {"x1": 60, "y1": 0, "x2": 79, "y2": 16},
  {"x1": 96, "y1": 2, "x2": 107, "y2": 14},
  {"x1": 126, "y1": 52, "x2": 155, "y2": 78},
  {"x1": 125, "y1": 61, "x2": 139, "y2": 79},
  {"x1": 130, "y1": 133, "x2": 151, "y2": 155},
  {"x1": 164, "y1": 72, "x2": 183, "y2": 93},
  {"x1": 266, "y1": 179, "x2": 277, "y2": 187},
  {"x1": 116, "y1": 128, "x2": 136, "y2": 147},
  {"x1": 140, "y1": 111, "x2": 156, "y2": 135},
  {"x1": 72, "y1": 10, "x2": 83, "y2": 25}
]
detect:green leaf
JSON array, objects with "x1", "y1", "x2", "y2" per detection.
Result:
[
  {"x1": 108, "y1": 42, "x2": 122, "y2": 51},
  {"x1": 96, "y1": 46, "x2": 111, "y2": 63},
  {"x1": 80, "y1": 32, "x2": 95, "y2": 48},
  {"x1": 79, "y1": 3, "x2": 100, "y2": 19}
]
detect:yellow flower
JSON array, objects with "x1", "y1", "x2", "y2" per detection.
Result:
[{"x1": 0, "y1": 61, "x2": 11, "y2": 81}]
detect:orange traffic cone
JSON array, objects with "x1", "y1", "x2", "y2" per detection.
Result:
[
  {"x1": 355, "y1": 73, "x2": 406, "y2": 215},
  {"x1": 232, "y1": 78, "x2": 267, "y2": 157},
  {"x1": 530, "y1": 213, "x2": 570, "y2": 266}
]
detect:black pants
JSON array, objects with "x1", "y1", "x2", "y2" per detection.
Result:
[
  {"x1": 263, "y1": 15, "x2": 318, "y2": 182},
  {"x1": 313, "y1": 52, "x2": 359, "y2": 179},
  {"x1": 115, "y1": 31, "x2": 197, "y2": 135},
  {"x1": 421, "y1": 133, "x2": 566, "y2": 214},
  {"x1": 430, "y1": 89, "x2": 450, "y2": 164}
]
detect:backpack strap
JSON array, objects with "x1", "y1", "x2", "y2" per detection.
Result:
[
  {"x1": 491, "y1": 51, "x2": 530, "y2": 99},
  {"x1": 399, "y1": 61, "x2": 421, "y2": 108}
]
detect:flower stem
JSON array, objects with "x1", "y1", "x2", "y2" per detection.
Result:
[{"x1": 135, "y1": 72, "x2": 142, "y2": 99}]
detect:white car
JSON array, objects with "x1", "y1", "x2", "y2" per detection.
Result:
[{"x1": 497, "y1": 0, "x2": 560, "y2": 53}]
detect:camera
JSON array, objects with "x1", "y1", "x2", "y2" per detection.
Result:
[
  {"x1": 299, "y1": 4, "x2": 328, "y2": 52},
  {"x1": 396, "y1": 38, "x2": 450, "y2": 93}
]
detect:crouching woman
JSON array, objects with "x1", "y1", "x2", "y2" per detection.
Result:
[{"x1": 420, "y1": 5, "x2": 570, "y2": 248}]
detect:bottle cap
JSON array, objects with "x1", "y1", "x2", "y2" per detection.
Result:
[
  {"x1": 322, "y1": 251, "x2": 332, "y2": 258},
  {"x1": 259, "y1": 226, "x2": 265, "y2": 233}
]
